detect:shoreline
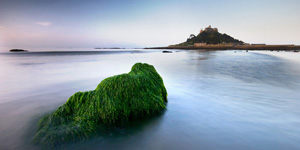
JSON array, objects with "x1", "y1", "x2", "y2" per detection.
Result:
[{"x1": 145, "y1": 45, "x2": 300, "y2": 51}]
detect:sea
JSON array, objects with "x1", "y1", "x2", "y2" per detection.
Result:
[{"x1": 0, "y1": 48, "x2": 300, "y2": 150}]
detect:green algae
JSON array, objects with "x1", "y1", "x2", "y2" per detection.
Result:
[{"x1": 33, "y1": 63, "x2": 167, "y2": 146}]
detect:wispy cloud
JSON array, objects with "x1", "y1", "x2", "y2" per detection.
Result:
[
  {"x1": 0, "y1": 26, "x2": 4, "y2": 29},
  {"x1": 36, "y1": 22, "x2": 52, "y2": 26}
]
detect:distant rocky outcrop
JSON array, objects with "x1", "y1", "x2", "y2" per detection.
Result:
[
  {"x1": 9, "y1": 49, "x2": 28, "y2": 52},
  {"x1": 176, "y1": 25, "x2": 244, "y2": 46}
]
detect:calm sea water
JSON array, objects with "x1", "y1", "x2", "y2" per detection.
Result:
[{"x1": 0, "y1": 49, "x2": 300, "y2": 150}]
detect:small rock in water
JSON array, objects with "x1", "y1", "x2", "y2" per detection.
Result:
[
  {"x1": 162, "y1": 50, "x2": 172, "y2": 53},
  {"x1": 9, "y1": 49, "x2": 28, "y2": 52}
]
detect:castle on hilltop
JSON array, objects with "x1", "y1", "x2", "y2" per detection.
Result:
[
  {"x1": 175, "y1": 25, "x2": 245, "y2": 46},
  {"x1": 200, "y1": 25, "x2": 218, "y2": 33}
]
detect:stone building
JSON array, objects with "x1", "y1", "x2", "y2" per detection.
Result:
[{"x1": 200, "y1": 25, "x2": 218, "y2": 33}]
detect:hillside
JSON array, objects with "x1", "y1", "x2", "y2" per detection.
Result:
[{"x1": 176, "y1": 26, "x2": 245, "y2": 46}]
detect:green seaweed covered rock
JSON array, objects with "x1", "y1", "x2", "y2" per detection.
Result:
[{"x1": 33, "y1": 63, "x2": 167, "y2": 146}]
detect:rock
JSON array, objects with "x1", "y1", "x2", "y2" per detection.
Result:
[
  {"x1": 162, "y1": 50, "x2": 172, "y2": 53},
  {"x1": 33, "y1": 63, "x2": 168, "y2": 146},
  {"x1": 9, "y1": 49, "x2": 28, "y2": 52}
]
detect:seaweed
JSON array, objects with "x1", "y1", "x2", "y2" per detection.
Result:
[{"x1": 33, "y1": 63, "x2": 168, "y2": 146}]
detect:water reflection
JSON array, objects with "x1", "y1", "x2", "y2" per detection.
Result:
[
  {"x1": 65, "y1": 112, "x2": 166, "y2": 150},
  {"x1": 185, "y1": 50, "x2": 300, "y2": 88}
]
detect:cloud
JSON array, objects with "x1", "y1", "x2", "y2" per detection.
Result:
[
  {"x1": 36, "y1": 22, "x2": 52, "y2": 26},
  {"x1": 0, "y1": 26, "x2": 4, "y2": 29}
]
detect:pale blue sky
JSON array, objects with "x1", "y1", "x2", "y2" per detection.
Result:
[{"x1": 0, "y1": 0, "x2": 299, "y2": 48}]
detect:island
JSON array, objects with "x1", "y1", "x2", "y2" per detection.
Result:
[
  {"x1": 146, "y1": 25, "x2": 300, "y2": 51},
  {"x1": 33, "y1": 63, "x2": 168, "y2": 146},
  {"x1": 9, "y1": 49, "x2": 28, "y2": 52}
]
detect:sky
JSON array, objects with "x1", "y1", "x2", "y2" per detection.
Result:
[{"x1": 0, "y1": 0, "x2": 300, "y2": 48}]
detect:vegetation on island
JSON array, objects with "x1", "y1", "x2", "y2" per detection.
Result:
[
  {"x1": 33, "y1": 63, "x2": 168, "y2": 147},
  {"x1": 176, "y1": 26, "x2": 244, "y2": 46}
]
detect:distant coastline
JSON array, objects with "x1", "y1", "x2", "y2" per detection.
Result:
[
  {"x1": 145, "y1": 45, "x2": 300, "y2": 51},
  {"x1": 155, "y1": 25, "x2": 300, "y2": 51},
  {"x1": 94, "y1": 47, "x2": 125, "y2": 49},
  {"x1": 146, "y1": 45, "x2": 300, "y2": 51}
]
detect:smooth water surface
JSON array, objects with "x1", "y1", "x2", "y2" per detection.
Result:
[{"x1": 0, "y1": 49, "x2": 300, "y2": 150}]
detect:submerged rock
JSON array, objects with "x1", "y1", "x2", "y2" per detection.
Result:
[{"x1": 33, "y1": 63, "x2": 167, "y2": 146}]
